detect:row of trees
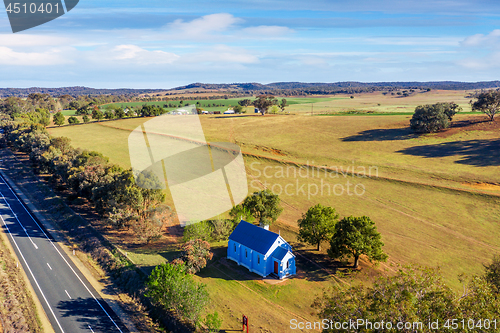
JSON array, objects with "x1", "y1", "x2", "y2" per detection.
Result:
[
  {"x1": 54, "y1": 95, "x2": 292, "y2": 125},
  {"x1": 58, "y1": 93, "x2": 137, "y2": 110},
  {"x1": 52, "y1": 103, "x2": 173, "y2": 126},
  {"x1": 0, "y1": 94, "x2": 61, "y2": 114},
  {"x1": 297, "y1": 204, "x2": 387, "y2": 268},
  {"x1": 0, "y1": 94, "x2": 136, "y2": 116},
  {"x1": 4, "y1": 112, "x2": 170, "y2": 244}
]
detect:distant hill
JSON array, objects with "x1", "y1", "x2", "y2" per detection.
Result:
[
  {"x1": 0, "y1": 86, "x2": 165, "y2": 98},
  {"x1": 1, "y1": 81, "x2": 500, "y2": 98}
]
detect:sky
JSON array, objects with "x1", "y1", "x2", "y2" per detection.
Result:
[{"x1": 1, "y1": 0, "x2": 500, "y2": 88}]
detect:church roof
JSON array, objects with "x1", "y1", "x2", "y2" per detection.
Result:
[{"x1": 229, "y1": 220, "x2": 280, "y2": 255}]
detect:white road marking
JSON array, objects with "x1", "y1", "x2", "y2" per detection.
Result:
[
  {"x1": 0, "y1": 193, "x2": 38, "y2": 250},
  {"x1": 65, "y1": 290, "x2": 72, "y2": 299},
  {"x1": 0, "y1": 214, "x2": 66, "y2": 333},
  {"x1": 88, "y1": 325, "x2": 95, "y2": 332},
  {"x1": 0, "y1": 174, "x2": 123, "y2": 332},
  {"x1": 47, "y1": 263, "x2": 52, "y2": 270}
]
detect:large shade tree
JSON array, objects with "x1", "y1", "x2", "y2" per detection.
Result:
[
  {"x1": 298, "y1": 204, "x2": 339, "y2": 251},
  {"x1": 410, "y1": 102, "x2": 461, "y2": 133},
  {"x1": 252, "y1": 95, "x2": 278, "y2": 115},
  {"x1": 472, "y1": 90, "x2": 500, "y2": 121},
  {"x1": 146, "y1": 262, "x2": 209, "y2": 325},
  {"x1": 328, "y1": 215, "x2": 387, "y2": 268},
  {"x1": 242, "y1": 189, "x2": 283, "y2": 228},
  {"x1": 52, "y1": 111, "x2": 65, "y2": 126},
  {"x1": 92, "y1": 109, "x2": 104, "y2": 122}
]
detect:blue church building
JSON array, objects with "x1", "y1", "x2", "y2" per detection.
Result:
[{"x1": 227, "y1": 221, "x2": 296, "y2": 279}]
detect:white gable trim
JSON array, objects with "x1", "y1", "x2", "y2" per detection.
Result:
[
  {"x1": 281, "y1": 251, "x2": 294, "y2": 263},
  {"x1": 263, "y1": 236, "x2": 290, "y2": 260}
]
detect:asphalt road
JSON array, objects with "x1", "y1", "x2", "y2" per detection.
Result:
[{"x1": 0, "y1": 173, "x2": 128, "y2": 333}]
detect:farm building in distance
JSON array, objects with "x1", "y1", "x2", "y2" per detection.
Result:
[{"x1": 227, "y1": 221, "x2": 296, "y2": 279}]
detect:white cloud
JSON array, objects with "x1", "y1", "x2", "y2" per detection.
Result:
[
  {"x1": 166, "y1": 13, "x2": 242, "y2": 39},
  {"x1": 0, "y1": 46, "x2": 71, "y2": 66},
  {"x1": 110, "y1": 45, "x2": 179, "y2": 65},
  {"x1": 457, "y1": 52, "x2": 500, "y2": 70},
  {"x1": 1, "y1": 9, "x2": 492, "y2": 86},
  {"x1": 0, "y1": 34, "x2": 71, "y2": 47},
  {"x1": 461, "y1": 29, "x2": 500, "y2": 48},
  {"x1": 158, "y1": 14, "x2": 293, "y2": 42},
  {"x1": 457, "y1": 30, "x2": 500, "y2": 70}
]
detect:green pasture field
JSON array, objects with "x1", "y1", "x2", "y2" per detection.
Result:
[
  {"x1": 104, "y1": 96, "x2": 350, "y2": 114},
  {"x1": 46, "y1": 91, "x2": 500, "y2": 330},
  {"x1": 60, "y1": 110, "x2": 77, "y2": 116},
  {"x1": 285, "y1": 90, "x2": 475, "y2": 114},
  {"x1": 46, "y1": 110, "x2": 500, "y2": 200},
  {"x1": 105, "y1": 96, "x2": 345, "y2": 108},
  {"x1": 103, "y1": 98, "x2": 249, "y2": 112},
  {"x1": 47, "y1": 111, "x2": 500, "y2": 272},
  {"x1": 101, "y1": 89, "x2": 475, "y2": 115}
]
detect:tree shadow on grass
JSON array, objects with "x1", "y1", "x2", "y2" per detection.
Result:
[
  {"x1": 139, "y1": 246, "x2": 260, "y2": 281},
  {"x1": 294, "y1": 248, "x2": 358, "y2": 282},
  {"x1": 136, "y1": 249, "x2": 183, "y2": 275},
  {"x1": 157, "y1": 249, "x2": 183, "y2": 262},
  {"x1": 451, "y1": 117, "x2": 490, "y2": 129},
  {"x1": 198, "y1": 258, "x2": 264, "y2": 282},
  {"x1": 397, "y1": 139, "x2": 500, "y2": 167},
  {"x1": 198, "y1": 245, "x2": 262, "y2": 281},
  {"x1": 294, "y1": 255, "x2": 333, "y2": 282},
  {"x1": 342, "y1": 128, "x2": 417, "y2": 141}
]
